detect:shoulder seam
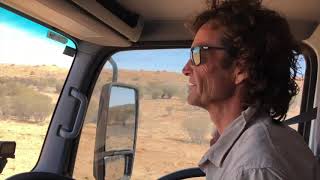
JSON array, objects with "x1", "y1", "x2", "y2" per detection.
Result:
[
  {"x1": 236, "y1": 166, "x2": 283, "y2": 179},
  {"x1": 260, "y1": 120, "x2": 282, "y2": 156}
]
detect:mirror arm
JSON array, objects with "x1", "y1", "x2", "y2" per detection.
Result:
[{"x1": 108, "y1": 58, "x2": 118, "y2": 82}]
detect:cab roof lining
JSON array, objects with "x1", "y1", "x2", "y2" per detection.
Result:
[
  {"x1": 118, "y1": 0, "x2": 320, "y2": 41},
  {"x1": 1, "y1": 0, "x2": 319, "y2": 46},
  {"x1": 118, "y1": 0, "x2": 320, "y2": 22}
]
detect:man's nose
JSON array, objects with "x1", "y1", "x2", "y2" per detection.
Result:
[{"x1": 182, "y1": 60, "x2": 192, "y2": 76}]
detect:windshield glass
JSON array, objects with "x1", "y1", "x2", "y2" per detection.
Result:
[
  {"x1": 0, "y1": 6, "x2": 76, "y2": 179},
  {"x1": 74, "y1": 48, "x2": 306, "y2": 180}
]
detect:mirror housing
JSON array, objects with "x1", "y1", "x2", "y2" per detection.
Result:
[{"x1": 94, "y1": 83, "x2": 139, "y2": 180}]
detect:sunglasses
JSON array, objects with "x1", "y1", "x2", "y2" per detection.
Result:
[{"x1": 190, "y1": 46, "x2": 226, "y2": 66}]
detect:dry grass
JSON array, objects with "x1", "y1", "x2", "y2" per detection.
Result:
[{"x1": 0, "y1": 120, "x2": 48, "y2": 179}]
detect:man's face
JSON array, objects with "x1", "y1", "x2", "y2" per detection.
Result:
[{"x1": 182, "y1": 23, "x2": 236, "y2": 108}]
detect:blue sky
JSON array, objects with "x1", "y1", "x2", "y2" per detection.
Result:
[
  {"x1": 111, "y1": 49, "x2": 306, "y2": 75},
  {"x1": 0, "y1": 7, "x2": 76, "y2": 68},
  {"x1": 109, "y1": 86, "x2": 135, "y2": 107},
  {"x1": 0, "y1": 7, "x2": 75, "y2": 48},
  {"x1": 111, "y1": 49, "x2": 189, "y2": 73}
]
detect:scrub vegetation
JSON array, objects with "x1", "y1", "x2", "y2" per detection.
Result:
[
  {"x1": 108, "y1": 104, "x2": 136, "y2": 126},
  {"x1": 0, "y1": 78, "x2": 54, "y2": 122},
  {"x1": 0, "y1": 83, "x2": 53, "y2": 122}
]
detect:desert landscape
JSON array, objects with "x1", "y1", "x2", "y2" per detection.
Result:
[{"x1": 0, "y1": 64, "x2": 302, "y2": 180}]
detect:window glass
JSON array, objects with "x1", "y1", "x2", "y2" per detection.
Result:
[
  {"x1": 0, "y1": 7, "x2": 76, "y2": 179},
  {"x1": 286, "y1": 55, "x2": 306, "y2": 130},
  {"x1": 74, "y1": 49, "x2": 306, "y2": 180},
  {"x1": 74, "y1": 49, "x2": 208, "y2": 180},
  {"x1": 114, "y1": 49, "x2": 210, "y2": 180}
]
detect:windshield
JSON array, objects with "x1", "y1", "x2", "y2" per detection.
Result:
[{"x1": 0, "y1": 6, "x2": 76, "y2": 179}]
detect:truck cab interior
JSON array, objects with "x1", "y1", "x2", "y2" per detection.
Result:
[{"x1": 0, "y1": 0, "x2": 319, "y2": 179}]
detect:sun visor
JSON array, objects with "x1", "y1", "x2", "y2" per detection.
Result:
[
  {"x1": 0, "y1": 0, "x2": 132, "y2": 47},
  {"x1": 71, "y1": 0, "x2": 144, "y2": 42}
]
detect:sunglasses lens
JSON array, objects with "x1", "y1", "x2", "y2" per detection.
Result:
[{"x1": 192, "y1": 47, "x2": 201, "y2": 65}]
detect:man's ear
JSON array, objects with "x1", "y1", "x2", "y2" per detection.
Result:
[{"x1": 233, "y1": 61, "x2": 248, "y2": 85}]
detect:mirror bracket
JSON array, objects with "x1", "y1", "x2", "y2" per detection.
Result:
[{"x1": 104, "y1": 149, "x2": 134, "y2": 176}]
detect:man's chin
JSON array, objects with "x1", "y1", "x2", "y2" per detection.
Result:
[
  {"x1": 187, "y1": 95, "x2": 200, "y2": 106},
  {"x1": 187, "y1": 95, "x2": 209, "y2": 109}
]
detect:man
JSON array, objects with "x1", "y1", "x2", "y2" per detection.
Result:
[{"x1": 182, "y1": 0, "x2": 319, "y2": 179}]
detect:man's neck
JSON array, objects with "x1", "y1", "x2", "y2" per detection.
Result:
[{"x1": 206, "y1": 96, "x2": 243, "y2": 135}]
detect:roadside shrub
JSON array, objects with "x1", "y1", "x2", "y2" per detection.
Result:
[
  {"x1": 165, "y1": 106, "x2": 173, "y2": 115},
  {"x1": 131, "y1": 77, "x2": 140, "y2": 81},
  {"x1": 176, "y1": 86, "x2": 188, "y2": 100},
  {"x1": 151, "y1": 89, "x2": 162, "y2": 99},
  {"x1": 161, "y1": 85, "x2": 179, "y2": 99},
  {"x1": 0, "y1": 76, "x2": 61, "y2": 92},
  {"x1": 36, "y1": 77, "x2": 59, "y2": 91},
  {"x1": 85, "y1": 96, "x2": 99, "y2": 123},
  {"x1": 55, "y1": 82, "x2": 64, "y2": 93},
  {"x1": 146, "y1": 82, "x2": 181, "y2": 99},
  {"x1": 108, "y1": 104, "x2": 135, "y2": 126},
  {"x1": 182, "y1": 116, "x2": 210, "y2": 144},
  {"x1": 137, "y1": 85, "x2": 144, "y2": 99},
  {"x1": 0, "y1": 82, "x2": 53, "y2": 122}
]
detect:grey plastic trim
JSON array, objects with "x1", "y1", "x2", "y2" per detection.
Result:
[{"x1": 58, "y1": 88, "x2": 88, "y2": 139}]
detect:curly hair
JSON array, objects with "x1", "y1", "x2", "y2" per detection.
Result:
[{"x1": 192, "y1": 0, "x2": 300, "y2": 120}]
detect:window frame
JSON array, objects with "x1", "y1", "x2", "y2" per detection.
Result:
[{"x1": 297, "y1": 43, "x2": 318, "y2": 143}]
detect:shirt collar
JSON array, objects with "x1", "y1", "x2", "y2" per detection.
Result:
[{"x1": 198, "y1": 106, "x2": 258, "y2": 168}]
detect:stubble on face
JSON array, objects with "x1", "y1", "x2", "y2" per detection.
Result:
[{"x1": 187, "y1": 24, "x2": 236, "y2": 109}]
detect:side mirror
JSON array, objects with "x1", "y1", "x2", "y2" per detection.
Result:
[
  {"x1": 0, "y1": 141, "x2": 16, "y2": 173},
  {"x1": 94, "y1": 83, "x2": 139, "y2": 180}
]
